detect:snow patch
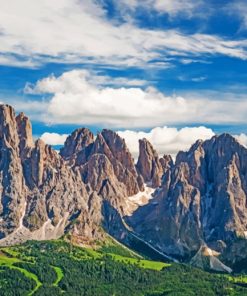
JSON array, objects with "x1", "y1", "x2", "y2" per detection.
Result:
[{"x1": 124, "y1": 185, "x2": 155, "y2": 216}]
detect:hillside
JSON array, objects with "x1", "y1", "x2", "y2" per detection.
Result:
[{"x1": 0, "y1": 240, "x2": 247, "y2": 296}]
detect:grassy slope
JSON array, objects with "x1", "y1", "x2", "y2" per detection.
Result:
[
  {"x1": 0, "y1": 239, "x2": 247, "y2": 295},
  {"x1": 78, "y1": 246, "x2": 169, "y2": 271},
  {"x1": 228, "y1": 275, "x2": 247, "y2": 284},
  {"x1": 52, "y1": 266, "x2": 64, "y2": 286},
  {"x1": 0, "y1": 240, "x2": 169, "y2": 295},
  {"x1": 0, "y1": 254, "x2": 42, "y2": 295},
  {"x1": 110, "y1": 253, "x2": 170, "y2": 271}
]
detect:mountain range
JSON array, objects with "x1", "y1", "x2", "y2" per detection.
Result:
[{"x1": 0, "y1": 104, "x2": 247, "y2": 272}]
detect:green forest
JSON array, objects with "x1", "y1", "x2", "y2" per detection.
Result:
[{"x1": 0, "y1": 240, "x2": 246, "y2": 296}]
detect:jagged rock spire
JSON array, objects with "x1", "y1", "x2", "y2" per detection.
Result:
[{"x1": 136, "y1": 138, "x2": 173, "y2": 187}]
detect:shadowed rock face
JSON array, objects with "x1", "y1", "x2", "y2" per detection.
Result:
[
  {"x1": 0, "y1": 105, "x2": 93, "y2": 243},
  {"x1": 129, "y1": 134, "x2": 247, "y2": 259},
  {"x1": 60, "y1": 128, "x2": 94, "y2": 165},
  {"x1": 61, "y1": 128, "x2": 144, "y2": 210},
  {"x1": 0, "y1": 105, "x2": 26, "y2": 237},
  {"x1": 136, "y1": 138, "x2": 173, "y2": 187},
  {"x1": 0, "y1": 105, "x2": 145, "y2": 245},
  {"x1": 60, "y1": 128, "x2": 145, "y2": 237}
]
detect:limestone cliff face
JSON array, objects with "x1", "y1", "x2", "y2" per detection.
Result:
[
  {"x1": 0, "y1": 105, "x2": 26, "y2": 238},
  {"x1": 60, "y1": 128, "x2": 145, "y2": 239},
  {"x1": 136, "y1": 138, "x2": 173, "y2": 187},
  {"x1": 0, "y1": 105, "x2": 91, "y2": 245},
  {"x1": 92, "y1": 130, "x2": 144, "y2": 196},
  {"x1": 61, "y1": 128, "x2": 144, "y2": 206},
  {"x1": 129, "y1": 134, "x2": 247, "y2": 259},
  {"x1": 60, "y1": 128, "x2": 94, "y2": 166},
  {"x1": 0, "y1": 105, "x2": 145, "y2": 246}
]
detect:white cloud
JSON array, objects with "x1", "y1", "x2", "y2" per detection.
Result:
[
  {"x1": 153, "y1": 0, "x2": 202, "y2": 17},
  {"x1": 0, "y1": 54, "x2": 40, "y2": 68},
  {"x1": 178, "y1": 75, "x2": 207, "y2": 82},
  {"x1": 24, "y1": 71, "x2": 147, "y2": 92},
  {"x1": 0, "y1": 0, "x2": 246, "y2": 68},
  {"x1": 41, "y1": 126, "x2": 215, "y2": 159},
  {"x1": 24, "y1": 69, "x2": 247, "y2": 128},
  {"x1": 118, "y1": 126, "x2": 215, "y2": 158},
  {"x1": 180, "y1": 58, "x2": 212, "y2": 65},
  {"x1": 115, "y1": 0, "x2": 203, "y2": 18},
  {"x1": 226, "y1": 1, "x2": 247, "y2": 30},
  {"x1": 235, "y1": 133, "x2": 247, "y2": 147},
  {"x1": 40, "y1": 132, "x2": 68, "y2": 146},
  {"x1": 191, "y1": 76, "x2": 207, "y2": 82}
]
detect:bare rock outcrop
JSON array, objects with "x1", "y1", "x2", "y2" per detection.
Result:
[
  {"x1": 60, "y1": 128, "x2": 94, "y2": 165},
  {"x1": 129, "y1": 134, "x2": 247, "y2": 260},
  {"x1": 0, "y1": 105, "x2": 26, "y2": 238},
  {"x1": 61, "y1": 128, "x2": 144, "y2": 200},
  {"x1": 60, "y1": 128, "x2": 145, "y2": 239},
  {"x1": 136, "y1": 138, "x2": 173, "y2": 187},
  {"x1": 0, "y1": 105, "x2": 92, "y2": 245}
]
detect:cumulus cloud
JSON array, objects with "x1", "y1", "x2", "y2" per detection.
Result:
[
  {"x1": 24, "y1": 69, "x2": 247, "y2": 128},
  {"x1": 24, "y1": 70, "x2": 147, "y2": 93},
  {"x1": 118, "y1": 126, "x2": 215, "y2": 158},
  {"x1": 40, "y1": 132, "x2": 68, "y2": 146},
  {"x1": 0, "y1": 0, "x2": 247, "y2": 67},
  {"x1": 235, "y1": 133, "x2": 247, "y2": 147}
]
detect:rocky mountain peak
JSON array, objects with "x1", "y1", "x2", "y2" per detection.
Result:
[
  {"x1": 60, "y1": 128, "x2": 94, "y2": 163},
  {"x1": 16, "y1": 112, "x2": 34, "y2": 157},
  {"x1": 0, "y1": 105, "x2": 92, "y2": 245},
  {"x1": 136, "y1": 138, "x2": 172, "y2": 187},
  {"x1": 129, "y1": 133, "x2": 247, "y2": 261},
  {"x1": 67, "y1": 129, "x2": 145, "y2": 196},
  {"x1": 94, "y1": 129, "x2": 136, "y2": 174},
  {"x1": 0, "y1": 104, "x2": 19, "y2": 148}
]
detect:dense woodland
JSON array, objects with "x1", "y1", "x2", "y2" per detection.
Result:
[{"x1": 0, "y1": 240, "x2": 246, "y2": 296}]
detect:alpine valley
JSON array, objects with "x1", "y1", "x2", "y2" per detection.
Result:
[{"x1": 1, "y1": 104, "x2": 247, "y2": 296}]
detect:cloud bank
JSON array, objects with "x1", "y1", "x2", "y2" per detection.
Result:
[
  {"x1": 40, "y1": 132, "x2": 68, "y2": 146},
  {"x1": 118, "y1": 126, "x2": 215, "y2": 158},
  {"x1": 25, "y1": 70, "x2": 247, "y2": 128}
]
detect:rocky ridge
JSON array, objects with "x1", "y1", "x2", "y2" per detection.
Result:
[
  {"x1": 0, "y1": 105, "x2": 97, "y2": 245},
  {"x1": 136, "y1": 138, "x2": 173, "y2": 187},
  {"x1": 0, "y1": 104, "x2": 247, "y2": 271},
  {"x1": 128, "y1": 133, "x2": 247, "y2": 267}
]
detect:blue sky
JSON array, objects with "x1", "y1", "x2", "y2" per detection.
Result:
[{"x1": 0, "y1": 0, "x2": 247, "y2": 156}]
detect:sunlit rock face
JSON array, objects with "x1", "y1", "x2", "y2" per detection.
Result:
[
  {"x1": 60, "y1": 128, "x2": 145, "y2": 239},
  {"x1": 136, "y1": 138, "x2": 173, "y2": 188},
  {"x1": 0, "y1": 104, "x2": 91, "y2": 245},
  {"x1": 129, "y1": 134, "x2": 247, "y2": 260}
]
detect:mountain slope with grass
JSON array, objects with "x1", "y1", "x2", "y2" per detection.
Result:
[{"x1": 0, "y1": 240, "x2": 247, "y2": 296}]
